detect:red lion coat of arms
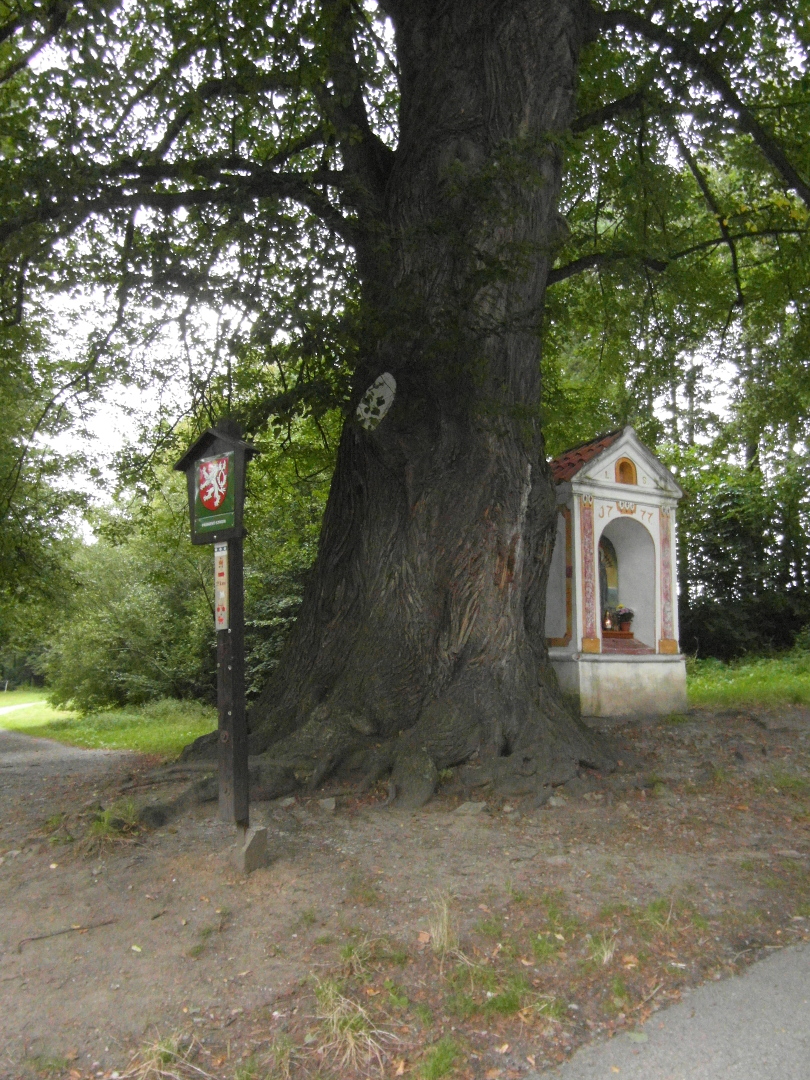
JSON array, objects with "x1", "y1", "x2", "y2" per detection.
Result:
[{"x1": 198, "y1": 456, "x2": 229, "y2": 510}]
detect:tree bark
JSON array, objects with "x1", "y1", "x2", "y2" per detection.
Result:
[{"x1": 196, "y1": 0, "x2": 615, "y2": 805}]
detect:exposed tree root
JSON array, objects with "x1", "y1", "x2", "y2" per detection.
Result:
[{"x1": 159, "y1": 683, "x2": 616, "y2": 824}]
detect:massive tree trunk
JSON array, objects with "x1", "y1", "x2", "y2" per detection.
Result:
[{"x1": 234, "y1": 0, "x2": 614, "y2": 804}]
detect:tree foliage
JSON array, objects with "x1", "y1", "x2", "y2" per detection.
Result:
[
  {"x1": 41, "y1": 409, "x2": 334, "y2": 710},
  {"x1": 0, "y1": 1, "x2": 808, "y2": 769}
]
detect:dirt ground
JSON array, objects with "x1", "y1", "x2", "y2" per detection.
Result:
[{"x1": 1, "y1": 706, "x2": 809, "y2": 1080}]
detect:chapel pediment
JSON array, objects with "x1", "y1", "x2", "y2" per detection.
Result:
[{"x1": 550, "y1": 426, "x2": 683, "y2": 498}]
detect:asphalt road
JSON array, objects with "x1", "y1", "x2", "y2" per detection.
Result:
[{"x1": 539, "y1": 941, "x2": 809, "y2": 1079}]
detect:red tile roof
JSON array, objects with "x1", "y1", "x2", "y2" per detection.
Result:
[{"x1": 549, "y1": 430, "x2": 623, "y2": 483}]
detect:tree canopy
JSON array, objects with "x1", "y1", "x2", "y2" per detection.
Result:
[
  {"x1": 1, "y1": 1, "x2": 807, "y2": 440},
  {"x1": 1, "y1": 0, "x2": 809, "y2": 798}
]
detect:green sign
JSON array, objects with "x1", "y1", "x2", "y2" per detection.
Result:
[{"x1": 194, "y1": 451, "x2": 236, "y2": 536}]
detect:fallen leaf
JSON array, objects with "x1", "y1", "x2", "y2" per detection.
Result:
[
  {"x1": 496, "y1": 1043, "x2": 510, "y2": 1054},
  {"x1": 237, "y1": 970, "x2": 252, "y2": 977},
  {"x1": 733, "y1": 804, "x2": 749, "y2": 811},
  {"x1": 131, "y1": 945, "x2": 142, "y2": 952},
  {"x1": 485, "y1": 1070, "x2": 502, "y2": 1079},
  {"x1": 526, "y1": 1055, "x2": 536, "y2": 1067},
  {"x1": 364, "y1": 987, "x2": 381, "y2": 996},
  {"x1": 622, "y1": 954, "x2": 639, "y2": 968},
  {"x1": 627, "y1": 1032, "x2": 648, "y2": 1043},
  {"x1": 478, "y1": 904, "x2": 491, "y2": 912},
  {"x1": 395, "y1": 1059, "x2": 406, "y2": 1076},
  {"x1": 418, "y1": 931, "x2": 431, "y2": 943},
  {"x1": 520, "y1": 957, "x2": 533, "y2": 966},
  {"x1": 611, "y1": 1069, "x2": 620, "y2": 1074}
]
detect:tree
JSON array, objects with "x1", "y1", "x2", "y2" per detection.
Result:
[{"x1": 1, "y1": 1, "x2": 808, "y2": 803}]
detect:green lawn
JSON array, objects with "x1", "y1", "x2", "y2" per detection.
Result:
[
  {"x1": 0, "y1": 694, "x2": 216, "y2": 758},
  {"x1": 0, "y1": 688, "x2": 51, "y2": 706},
  {"x1": 3, "y1": 650, "x2": 809, "y2": 759},
  {"x1": 687, "y1": 652, "x2": 810, "y2": 710}
]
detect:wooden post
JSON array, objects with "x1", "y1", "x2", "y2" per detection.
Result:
[
  {"x1": 175, "y1": 419, "x2": 257, "y2": 833},
  {"x1": 217, "y1": 537, "x2": 248, "y2": 826}
]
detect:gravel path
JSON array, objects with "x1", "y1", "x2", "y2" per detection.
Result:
[{"x1": 0, "y1": 727, "x2": 131, "y2": 779}]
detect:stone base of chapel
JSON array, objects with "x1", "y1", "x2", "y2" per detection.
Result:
[{"x1": 551, "y1": 652, "x2": 687, "y2": 718}]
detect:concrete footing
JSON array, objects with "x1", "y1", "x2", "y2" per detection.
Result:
[{"x1": 234, "y1": 825, "x2": 269, "y2": 874}]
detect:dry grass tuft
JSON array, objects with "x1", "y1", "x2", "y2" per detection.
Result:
[
  {"x1": 121, "y1": 1034, "x2": 215, "y2": 1080},
  {"x1": 265, "y1": 1033, "x2": 299, "y2": 1080},
  {"x1": 428, "y1": 893, "x2": 458, "y2": 959},
  {"x1": 588, "y1": 930, "x2": 617, "y2": 966},
  {"x1": 315, "y1": 977, "x2": 396, "y2": 1072}
]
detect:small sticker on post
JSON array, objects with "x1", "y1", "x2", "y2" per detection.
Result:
[{"x1": 214, "y1": 542, "x2": 229, "y2": 630}]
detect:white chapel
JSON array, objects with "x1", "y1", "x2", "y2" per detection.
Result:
[{"x1": 544, "y1": 426, "x2": 687, "y2": 716}]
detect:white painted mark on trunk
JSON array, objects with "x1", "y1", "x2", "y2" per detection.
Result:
[{"x1": 357, "y1": 373, "x2": 396, "y2": 430}]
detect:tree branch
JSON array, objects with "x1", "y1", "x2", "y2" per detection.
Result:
[
  {"x1": 148, "y1": 70, "x2": 305, "y2": 159},
  {"x1": 548, "y1": 228, "x2": 808, "y2": 286},
  {"x1": 315, "y1": 0, "x2": 394, "y2": 216},
  {"x1": 595, "y1": 5, "x2": 810, "y2": 209},
  {"x1": 672, "y1": 130, "x2": 744, "y2": 307},
  {"x1": 0, "y1": 163, "x2": 355, "y2": 248},
  {"x1": 572, "y1": 89, "x2": 646, "y2": 133},
  {"x1": 548, "y1": 251, "x2": 667, "y2": 285},
  {"x1": 0, "y1": 0, "x2": 73, "y2": 85}
]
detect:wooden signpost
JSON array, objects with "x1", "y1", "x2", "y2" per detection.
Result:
[{"x1": 175, "y1": 420, "x2": 257, "y2": 843}]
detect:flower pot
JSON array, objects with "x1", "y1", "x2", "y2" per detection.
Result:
[{"x1": 619, "y1": 620, "x2": 632, "y2": 632}]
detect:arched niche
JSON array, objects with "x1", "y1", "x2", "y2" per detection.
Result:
[
  {"x1": 600, "y1": 516, "x2": 655, "y2": 648},
  {"x1": 615, "y1": 457, "x2": 637, "y2": 485}
]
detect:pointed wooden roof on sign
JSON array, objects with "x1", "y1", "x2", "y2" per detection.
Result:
[{"x1": 549, "y1": 430, "x2": 623, "y2": 483}]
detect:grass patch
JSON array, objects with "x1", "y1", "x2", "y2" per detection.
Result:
[
  {"x1": 85, "y1": 797, "x2": 140, "y2": 848},
  {"x1": 0, "y1": 691, "x2": 75, "y2": 730},
  {"x1": 754, "y1": 771, "x2": 810, "y2": 797},
  {"x1": 26, "y1": 1054, "x2": 69, "y2": 1077},
  {"x1": 474, "y1": 915, "x2": 503, "y2": 939},
  {"x1": 384, "y1": 979, "x2": 409, "y2": 1010},
  {"x1": 483, "y1": 974, "x2": 531, "y2": 1017},
  {"x1": 531, "y1": 934, "x2": 561, "y2": 963},
  {"x1": 413, "y1": 1002, "x2": 434, "y2": 1028},
  {"x1": 0, "y1": 697, "x2": 216, "y2": 758},
  {"x1": 687, "y1": 653, "x2": 810, "y2": 709},
  {"x1": 0, "y1": 689, "x2": 50, "y2": 706},
  {"x1": 420, "y1": 1035, "x2": 460, "y2": 1079},
  {"x1": 234, "y1": 1056, "x2": 262, "y2": 1080},
  {"x1": 266, "y1": 1033, "x2": 298, "y2": 1080},
  {"x1": 346, "y1": 870, "x2": 382, "y2": 906}
]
